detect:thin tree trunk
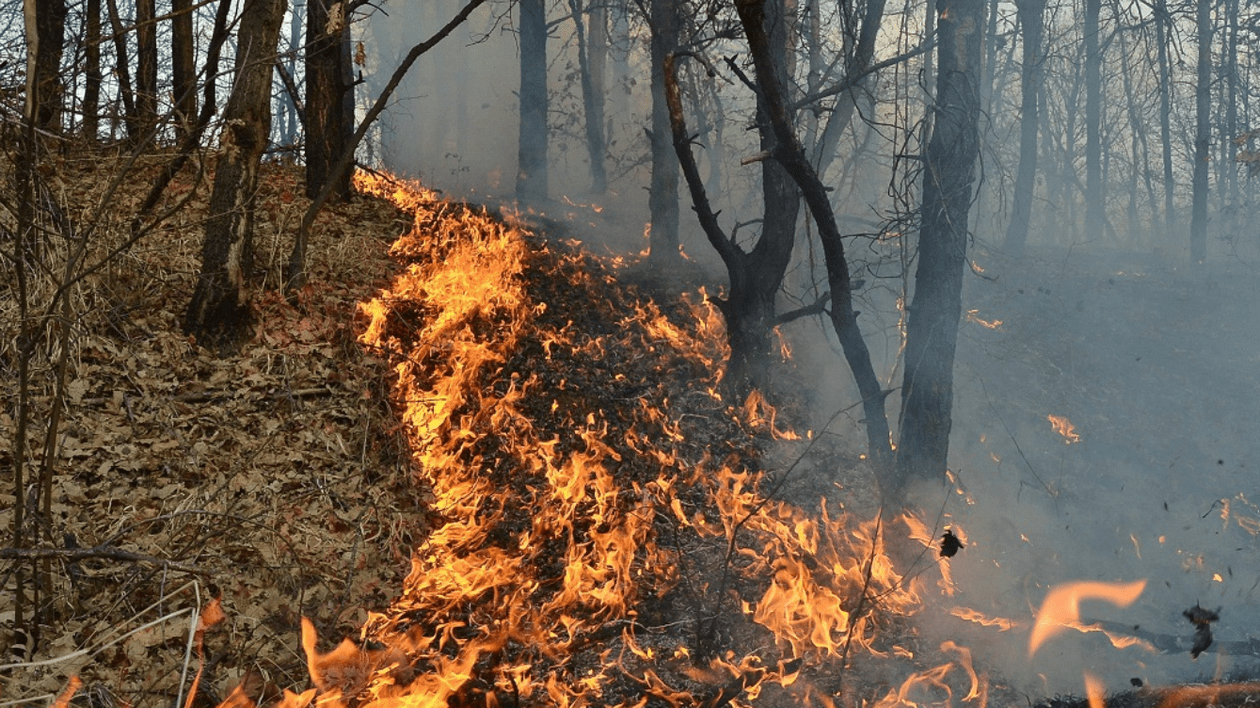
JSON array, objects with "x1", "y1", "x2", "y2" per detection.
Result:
[
  {"x1": 185, "y1": 0, "x2": 286, "y2": 353},
  {"x1": 83, "y1": 0, "x2": 101, "y2": 139},
  {"x1": 104, "y1": 0, "x2": 138, "y2": 140},
  {"x1": 516, "y1": 0, "x2": 548, "y2": 203},
  {"x1": 812, "y1": 0, "x2": 888, "y2": 178},
  {"x1": 171, "y1": 0, "x2": 197, "y2": 139},
  {"x1": 1190, "y1": 0, "x2": 1210, "y2": 262},
  {"x1": 1084, "y1": 0, "x2": 1104, "y2": 241},
  {"x1": 1003, "y1": 0, "x2": 1045, "y2": 256},
  {"x1": 1155, "y1": 0, "x2": 1174, "y2": 239},
  {"x1": 136, "y1": 0, "x2": 158, "y2": 137},
  {"x1": 570, "y1": 0, "x2": 607, "y2": 194},
  {"x1": 647, "y1": 0, "x2": 681, "y2": 261},
  {"x1": 892, "y1": 0, "x2": 984, "y2": 501}
]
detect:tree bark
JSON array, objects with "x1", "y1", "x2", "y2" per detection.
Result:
[
  {"x1": 25, "y1": 0, "x2": 66, "y2": 133},
  {"x1": 1155, "y1": 0, "x2": 1174, "y2": 240},
  {"x1": 647, "y1": 0, "x2": 681, "y2": 262},
  {"x1": 305, "y1": 0, "x2": 354, "y2": 201},
  {"x1": 1003, "y1": 0, "x2": 1045, "y2": 256},
  {"x1": 516, "y1": 0, "x2": 549, "y2": 204},
  {"x1": 1190, "y1": 0, "x2": 1210, "y2": 263},
  {"x1": 185, "y1": 0, "x2": 285, "y2": 353},
  {"x1": 734, "y1": 0, "x2": 894, "y2": 468},
  {"x1": 83, "y1": 0, "x2": 102, "y2": 139},
  {"x1": 136, "y1": 0, "x2": 158, "y2": 138},
  {"x1": 891, "y1": 0, "x2": 984, "y2": 501},
  {"x1": 171, "y1": 0, "x2": 197, "y2": 139}
]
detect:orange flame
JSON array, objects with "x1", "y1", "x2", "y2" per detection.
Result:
[
  {"x1": 1047, "y1": 415, "x2": 1081, "y2": 443},
  {"x1": 1028, "y1": 580, "x2": 1146, "y2": 656}
]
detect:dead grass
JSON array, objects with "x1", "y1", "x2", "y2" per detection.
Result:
[{"x1": 0, "y1": 151, "x2": 424, "y2": 707}]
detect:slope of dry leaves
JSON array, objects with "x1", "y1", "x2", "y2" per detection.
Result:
[{"x1": 1, "y1": 155, "x2": 425, "y2": 707}]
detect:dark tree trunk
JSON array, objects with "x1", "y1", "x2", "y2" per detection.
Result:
[
  {"x1": 104, "y1": 0, "x2": 138, "y2": 140},
  {"x1": 734, "y1": 0, "x2": 894, "y2": 468},
  {"x1": 26, "y1": 0, "x2": 67, "y2": 133},
  {"x1": 1155, "y1": 0, "x2": 1174, "y2": 239},
  {"x1": 570, "y1": 0, "x2": 607, "y2": 194},
  {"x1": 647, "y1": 0, "x2": 681, "y2": 262},
  {"x1": 306, "y1": 0, "x2": 354, "y2": 201},
  {"x1": 136, "y1": 0, "x2": 158, "y2": 138},
  {"x1": 171, "y1": 0, "x2": 197, "y2": 139},
  {"x1": 891, "y1": 0, "x2": 984, "y2": 500},
  {"x1": 1084, "y1": 0, "x2": 1104, "y2": 241},
  {"x1": 1003, "y1": 0, "x2": 1045, "y2": 256},
  {"x1": 82, "y1": 0, "x2": 101, "y2": 139},
  {"x1": 185, "y1": 0, "x2": 285, "y2": 353},
  {"x1": 516, "y1": 0, "x2": 548, "y2": 204},
  {"x1": 1190, "y1": 0, "x2": 1210, "y2": 262}
]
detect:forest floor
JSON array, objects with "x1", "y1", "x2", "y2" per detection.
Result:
[{"x1": 3, "y1": 156, "x2": 1260, "y2": 708}]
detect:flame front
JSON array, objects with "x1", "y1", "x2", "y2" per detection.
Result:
[{"x1": 222, "y1": 171, "x2": 996, "y2": 708}]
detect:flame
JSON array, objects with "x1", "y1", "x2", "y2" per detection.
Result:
[
  {"x1": 1028, "y1": 580, "x2": 1146, "y2": 656},
  {"x1": 950, "y1": 607, "x2": 1018, "y2": 631},
  {"x1": 207, "y1": 169, "x2": 991, "y2": 708},
  {"x1": 1084, "y1": 672, "x2": 1107, "y2": 708},
  {"x1": 965, "y1": 309, "x2": 1002, "y2": 330},
  {"x1": 1047, "y1": 414, "x2": 1081, "y2": 443}
]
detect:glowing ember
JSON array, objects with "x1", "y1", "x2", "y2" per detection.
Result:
[
  {"x1": 1028, "y1": 579, "x2": 1146, "y2": 656},
  {"x1": 1046, "y1": 414, "x2": 1081, "y2": 443}
]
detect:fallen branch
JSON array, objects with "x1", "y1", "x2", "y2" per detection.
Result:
[{"x1": 0, "y1": 545, "x2": 212, "y2": 577}]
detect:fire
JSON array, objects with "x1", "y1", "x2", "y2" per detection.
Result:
[
  {"x1": 1028, "y1": 579, "x2": 1146, "y2": 656},
  {"x1": 207, "y1": 170, "x2": 989, "y2": 708},
  {"x1": 1046, "y1": 414, "x2": 1081, "y2": 443},
  {"x1": 965, "y1": 309, "x2": 1002, "y2": 330}
]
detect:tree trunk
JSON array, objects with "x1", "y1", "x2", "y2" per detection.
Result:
[
  {"x1": 171, "y1": 0, "x2": 197, "y2": 139},
  {"x1": 185, "y1": 0, "x2": 285, "y2": 353},
  {"x1": 1190, "y1": 0, "x2": 1210, "y2": 263},
  {"x1": 1003, "y1": 0, "x2": 1045, "y2": 256},
  {"x1": 570, "y1": 0, "x2": 608, "y2": 194},
  {"x1": 25, "y1": 0, "x2": 66, "y2": 133},
  {"x1": 516, "y1": 0, "x2": 549, "y2": 204},
  {"x1": 812, "y1": 0, "x2": 888, "y2": 178},
  {"x1": 647, "y1": 0, "x2": 681, "y2": 262},
  {"x1": 83, "y1": 0, "x2": 101, "y2": 139},
  {"x1": 1084, "y1": 0, "x2": 1104, "y2": 241},
  {"x1": 891, "y1": 0, "x2": 984, "y2": 501},
  {"x1": 104, "y1": 0, "x2": 138, "y2": 140},
  {"x1": 306, "y1": 0, "x2": 354, "y2": 201},
  {"x1": 734, "y1": 0, "x2": 894, "y2": 468},
  {"x1": 1155, "y1": 0, "x2": 1174, "y2": 240},
  {"x1": 136, "y1": 0, "x2": 158, "y2": 138}
]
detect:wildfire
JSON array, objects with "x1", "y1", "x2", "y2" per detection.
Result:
[
  {"x1": 238, "y1": 169, "x2": 964, "y2": 708},
  {"x1": 1046, "y1": 414, "x2": 1081, "y2": 443}
]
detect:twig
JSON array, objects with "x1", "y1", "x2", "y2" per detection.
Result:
[{"x1": 0, "y1": 545, "x2": 212, "y2": 577}]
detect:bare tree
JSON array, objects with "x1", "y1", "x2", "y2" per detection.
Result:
[
  {"x1": 1190, "y1": 0, "x2": 1210, "y2": 262},
  {"x1": 647, "y1": 0, "x2": 681, "y2": 262},
  {"x1": 517, "y1": 0, "x2": 549, "y2": 203},
  {"x1": 1003, "y1": 0, "x2": 1046, "y2": 256},
  {"x1": 891, "y1": 0, "x2": 985, "y2": 500},
  {"x1": 184, "y1": 0, "x2": 287, "y2": 352}
]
